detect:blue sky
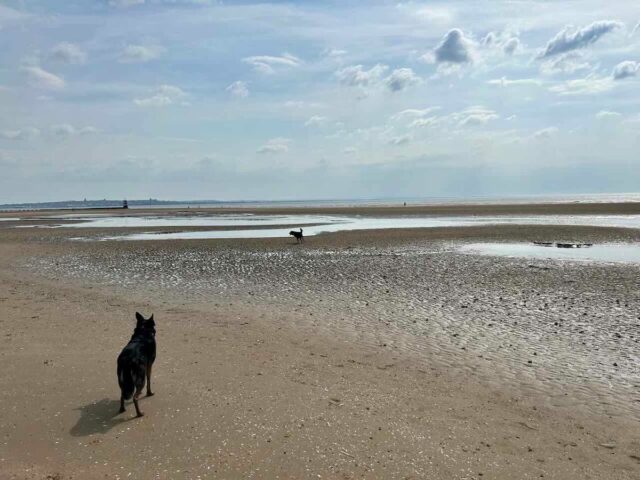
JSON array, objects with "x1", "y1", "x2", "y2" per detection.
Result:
[{"x1": 0, "y1": 0, "x2": 639, "y2": 202}]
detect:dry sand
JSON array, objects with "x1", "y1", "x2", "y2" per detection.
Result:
[{"x1": 1, "y1": 203, "x2": 640, "y2": 479}]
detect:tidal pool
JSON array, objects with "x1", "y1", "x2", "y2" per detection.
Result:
[
  {"x1": 57, "y1": 213, "x2": 342, "y2": 228},
  {"x1": 459, "y1": 242, "x2": 640, "y2": 264},
  {"x1": 40, "y1": 213, "x2": 640, "y2": 240}
]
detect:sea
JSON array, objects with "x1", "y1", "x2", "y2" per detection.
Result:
[{"x1": 1, "y1": 192, "x2": 640, "y2": 212}]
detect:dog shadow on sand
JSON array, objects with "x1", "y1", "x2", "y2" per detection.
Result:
[{"x1": 70, "y1": 398, "x2": 139, "y2": 436}]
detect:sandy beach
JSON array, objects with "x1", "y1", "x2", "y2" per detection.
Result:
[{"x1": 1, "y1": 203, "x2": 640, "y2": 479}]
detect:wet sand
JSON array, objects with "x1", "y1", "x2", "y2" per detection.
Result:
[{"x1": 1, "y1": 204, "x2": 640, "y2": 479}]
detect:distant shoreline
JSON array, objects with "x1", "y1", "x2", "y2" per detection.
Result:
[
  {"x1": 4, "y1": 201, "x2": 640, "y2": 219},
  {"x1": 2, "y1": 192, "x2": 640, "y2": 212}
]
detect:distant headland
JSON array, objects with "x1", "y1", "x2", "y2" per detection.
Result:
[{"x1": 0, "y1": 199, "x2": 225, "y2": 211}]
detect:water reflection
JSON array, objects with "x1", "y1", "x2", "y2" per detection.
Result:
[
  {"x1": 459, "y1": 242, "x2": 640, "y2": 264},
  {"x1": 47, "y1": 213, "x2": 640, "y2": 240}
]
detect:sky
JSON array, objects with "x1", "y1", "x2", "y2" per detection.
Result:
[{"x1": 0, "y1": 0, "x2": 639, "y2": 202}]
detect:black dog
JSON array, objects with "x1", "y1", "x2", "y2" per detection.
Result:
[
  {"x1": 117, "y1": 312, "x2": 156, "y2": 417},
  {"x1": 289, "y1": 227, "x2": 304, "y2": 243}
]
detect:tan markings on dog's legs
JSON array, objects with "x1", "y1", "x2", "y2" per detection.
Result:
[{"x1": 133, "y1": 387, "x2": 144, "y2": 417}]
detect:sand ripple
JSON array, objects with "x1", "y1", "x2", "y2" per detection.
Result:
[{"x1": 27, "y1": 242, "x2": 640, "y2": 420}]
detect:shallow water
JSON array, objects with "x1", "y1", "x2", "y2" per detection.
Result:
[
  {"x1": 48, "y1": 213, "x2": 640, "y2": 240},
  {"x1": 460, "y1": 242, "x2": 640, "y2": 264},
  {"x1": 56, "y1": 213, "x2": 342, "y2": 228}
]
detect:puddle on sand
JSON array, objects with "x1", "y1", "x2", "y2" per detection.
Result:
[
  {"x1": 45, "y1": 213, "x2": 640, "y2": 240},
  {"x1": 459, "y1": 242, "x2": 640, "y2": 264},
  {"x1": 40, "y1": 213, "x2": 640, "y2": 230},
  {"x1": 56, "y1": 214, "x2": 344, "y2": 229}
]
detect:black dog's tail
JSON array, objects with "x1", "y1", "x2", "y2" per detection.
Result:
[{"x1": 117, "y1": 362, "x2": 136, "y2": 400}]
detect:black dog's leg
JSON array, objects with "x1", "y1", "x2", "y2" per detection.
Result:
[
  {"x1": 146, "y1": 363, "x2": 154, "y2": 397},
  {"x1": 119, "y1": 396, "x2": 126, "y2": 413},
  {"x1": 133, "y1": 387, "x2": 144, "y2": 417}
]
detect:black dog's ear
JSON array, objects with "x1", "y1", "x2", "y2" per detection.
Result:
[
  {"x1": 147, "y1": 314, "x2": 155, "y2": 326},
  {"x1": 135, "y1": 312, "x2": 145, "y2": 326}
]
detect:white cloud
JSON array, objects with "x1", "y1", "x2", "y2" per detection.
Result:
[
  {"x1": 414, "y1": 6, "x2": 454, "y2": 24},
  {"x1": 323, "y1": 48, "x2": 347, "y2": 58},
  {"x1": 537, "y1": 20, "x2": 623, "y2": 59},
  {"x1": 540, "y1": 52, "x2": 591, "y2": 76},
  {"x1": 157, "y1": 84, "x2": 185, "y2": 97},
  {"x1": 549, "y1": 74, "x2": 614, "y2": 95},
  {"x1": 50, "y1": 124, "x2": 98, "y2": 136},
  {"x1": 51, "y1": 42, "x2": 87, "y2": 64},
  {"x1": 483, "y1": 31, "x2": 520, "y2": 56},
  {"x1": 78, "y1": 126, "x2": 100, "y2": 135},
  {"x1": 428, "y1": 29, "x2": 475, "y2": 64},
  {"x1": 134, "y1": 95, "x2": 172, "y2": 107},
  {"x1": 532, "y1": 127, "x2": 558, "y2": 139},
  {"x1": 160, "y1": 0, "x2": 213, "y2": 5},
  {"x1": 304, "y1": 115, "x2": 328, "y2": 127},
  {"x1": 119, "y1": 45, "x2": 163, "y2": 63},
  {"x1": 257, "y1": 137, "x2": 291, "y2": 154},
  {"x1": 487, "y1": 77, "x2": 542, "y2": 87},
  {"x1": 283, "y1": 100, "x2": 324, "y2": 109},
  {"x1": 390, "y1": 108, "x2": 440, "y2": 122},
  {"x1": 595, "y1": 110, "x2": 621, "y2": 119},
  {"x1": 0, "y1": 4, "x2": 27, "y2": 23},
  {"x1": 51, "y1": 124, "x2": 76, "y2": 136},
  {"x1": 392, "y1": 106, "x2": 499, "y2": 129},
  {"x1": 243, "y1": 53, "x2": 301, "y2": 74},
  {"x1": 343, "y1": 147, "x2": 357, "y2": 155},
  {"x1": 226, "y1": 80, "x2": 249, "y2": 98},
  {"x1": 385, "y1": 68, "x2": 420, "y2": 92},
  {"x1": 22, "y1": 66, "x2": 65, "y2": 90},
  {"x1": 612, "y1": 60, "x2": 640, "y2": 80},
  {"x1": 388, "y1": 134, "x2": 411, "y2": 146},
  {"x1": 410, "y1": 117, "x2": 439, "y2": 128},
  {"x1": 415, "y1": 106, "x2": 498, "y2": 128},
  {"x1": 335, "y1": 64, "x2": 388, "y2": 87},
  {"x1": 108, "y1": 0, "x2": 145, "y2": 7},
  {"x1": 458, "y1": 107, "x2": 499, "y2": 126},
  {"x1": 0, "y1": 127, "x2": 40, "y2": 140},
  {"x1": 134, "y1": 84, "x2": 187, "y2": 107}
]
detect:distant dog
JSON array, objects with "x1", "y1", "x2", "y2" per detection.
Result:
[
  {"x1": 117, "y1": 312, "x2": 156, "y2": 417},
  {"x1": 289, "y1": 228, "x2": 304, "y2": 243}
]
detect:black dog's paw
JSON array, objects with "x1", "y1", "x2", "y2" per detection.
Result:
[
  {"x1": 136, "y1": 412, "x2": 145, "y2": 418},
  {"x1": 146, "y1": 392, "x2": 155, "y2": 397},
  {"x1": 118, "y1": 407, "x2": 125, "y2": 414}
]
